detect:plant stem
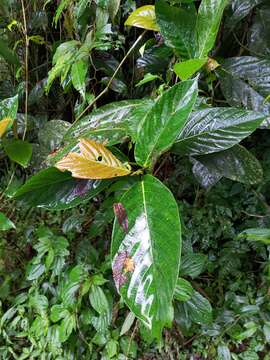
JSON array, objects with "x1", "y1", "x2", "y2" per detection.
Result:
[
  {"x1": 74, "y1": 30, "x2": 147, "y2": 123},
  {"x1": 21, "y1": 0, "x2": 29, "y2": 140}
]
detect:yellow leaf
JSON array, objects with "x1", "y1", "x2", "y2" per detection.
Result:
[
  {"x1": 55, "y1": 138, "x2": 131, "y2": 179},
  {"x1": 125, "y1": 5, "x2": 160, "y2": 32},
  {"x1": 0, "y1": 117, "x2": 12, "y2": 138}
]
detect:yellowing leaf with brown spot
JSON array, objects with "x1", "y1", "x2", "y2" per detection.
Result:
[
  {"x1": 55, "y1": 138, "x2": 131, "y2": 179},
  {"x1": 0, "y1": 117, "x2": 12, "y2": 138}
]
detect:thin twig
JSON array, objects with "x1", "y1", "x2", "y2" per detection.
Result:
[
  {"x1": 21, "y1": 0, "x2": 29, "y2": 140},
  {"x1": 74, "y1": 31, "x2": 147, "y2": 123},
  {"x1": 125, "y1": 320, "x2": 138, "y2": 360}
]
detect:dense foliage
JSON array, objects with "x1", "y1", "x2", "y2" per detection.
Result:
[{"x1": 1, "y1": 0, "x2": 270, "y2": 358}]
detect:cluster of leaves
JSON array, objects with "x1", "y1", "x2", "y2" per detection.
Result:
[{"x1": 1, "y1": 0, "x2": 270, "y2": 357}]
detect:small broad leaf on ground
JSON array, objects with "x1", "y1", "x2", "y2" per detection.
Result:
[
  {"x1": 55, "y1": 138, "x2": 131, "y2": 179},
  {"x1": 111, "y1": 174, "x2": 181, "y2": 338},
  {"x1": 125, "y1": 5, "x2": 159, "y2": 31},
  {"x1": 4, "y1": 139, "x2": 33, "y2": 167},
  {"x1": 0, "y1": 212, "x2": 15, "y2": 231}
]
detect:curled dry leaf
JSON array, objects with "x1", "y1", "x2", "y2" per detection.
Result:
[
  {"x1": 55, "y1": 138, "x2": 131, "y2": 179},
  {"x1": 0, "y1": 117, "x2": 12, "y2": 138}
]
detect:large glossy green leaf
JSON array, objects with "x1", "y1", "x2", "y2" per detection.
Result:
[
  {"x1": 193, "y1": 145, "x2": 263, "y2": 187},
  {"x1": 135, "y1": 79, "x2": 198, "y2": 168},
  {"x1": 65, "y1": 99, "x2": 154, "y2": 144},
  {"x1": 155, "y1": 0, "x2": 196, "y2": 59},
  {"x1": 14, "y1": 167, "x2": 110, "y2": 210},
  {"x1": 195, "y1": 0, "x2": 228, "y2": 58},
  {"x1": 173, "y1": 107, "x2": 265, "y2": 156},
  {"x1": 219, "y1": 57, "x2": 270, "y2": 126},
  {"x1": 226, "y1": 0, "x2": 264, "y2": 29},
  {"x1": 221, "y1": 57, "x2": 270, "y2": 97},
  {"x1": 111, "y1": 175, "x2": 181, "y2": 338},
  {"x1": 4, "y1": 140, "x2": 32, "y2": 168},
  {"x1": 248, "y1": 6, "x2": 270, "y2": 58}
]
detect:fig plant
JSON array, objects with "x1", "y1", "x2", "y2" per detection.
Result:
[{"x1": 7, "y1": 0, "x2": 267, "y2": 339}]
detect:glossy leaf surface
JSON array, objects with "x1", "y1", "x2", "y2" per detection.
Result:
[
  {"x1": 135, "y1": 79, "x2": 198, "y2": 167},
  {"x1": 195, "y1": 0, "x2": 228, "y2": 58},
  {"x1": 173, "y1": 108, "x2": 265, "y2": 156},
  {"x1": 14, "y1": 167, "x2": 110, "y2": 210},
  {"x1": 219, "y1": 57, "x2": 270, "y2": 126},
  {"x1": 65, "y1": 99, "x2": 153, "y2": 144},
  {"x1": 111, "y1": 175, "x2": 181, "y2": 337},
  {"x1": 56, "y1": 139, "x2": 131, "y2": 179},
  {"x1": 155, "y1": 0, "x2": 196, "y2": 58},
  {"x1": 4, "y1": 139, "x2": 33, "y2": 167},
  {"x1": 193, "y1": 145, "x2": 263, "y2": 186},
  {"x1": 124, "y1": 5, "x2": 159, "y2": 31}
]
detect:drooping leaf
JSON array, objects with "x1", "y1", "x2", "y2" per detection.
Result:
[
  {"x1": 155, "y1": 0, "x2": 196, "y2": 58},
  {"x1": 174, "y1": 58, "x2": 208, "y2": 80},
  {"x1": 125, "y1": 5, "x2": 159, "y2": 31},
  {"x1": 0, "y1": 212, "x2": 16, "y2": 231},
  {"x1": 173, "y1": 107, "x2": 265, "y2": 156},
  {"x1": 191, "y1": 158, "x2": 222, "y2": 189},
  {"x1": 238, "y1": 228, "x2": 270, "y2": 244},
  {"x1": 71, "y1": 59, "x2": 88, "y2": 99},
  {"x1": 111, "y1": 175, "x2": 181, "y2": 338},
  {"x1": 0, "y1": 117, "x2": 12, "y2": 138},
  {"x1": 221, "y1": 57, "x2": 270, "y2": 97},
  {"x1": 195, "y1": 0, "x2": 228, "y2": 58},
  {"x1": 0, "y1": 39, "x2": 20, "y2": 67},
  {"x1": 193, "y1": 145, "x2": 263, "y2": 186},
  {"x1": 226, "y1": 0, "x2": 264, "y2": 29},
  {"x1": 14, "y1": 167, "x2": 110, "y2": 210},
  {"x1": 135, "y1": 79, "x2": 198, "y2": 168},
  {"x1": 219, "y1": 57, "x2": 270, "y2": 126},
  {"x1": 56, "y1": 138, "x2": 131, "y2": 179},
  {"x1": 137, "y1": 44, "x2": 173, "y2": 74},
  {"x1": 4, "y1": 139, "x2": 33, "y2": 168}
]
